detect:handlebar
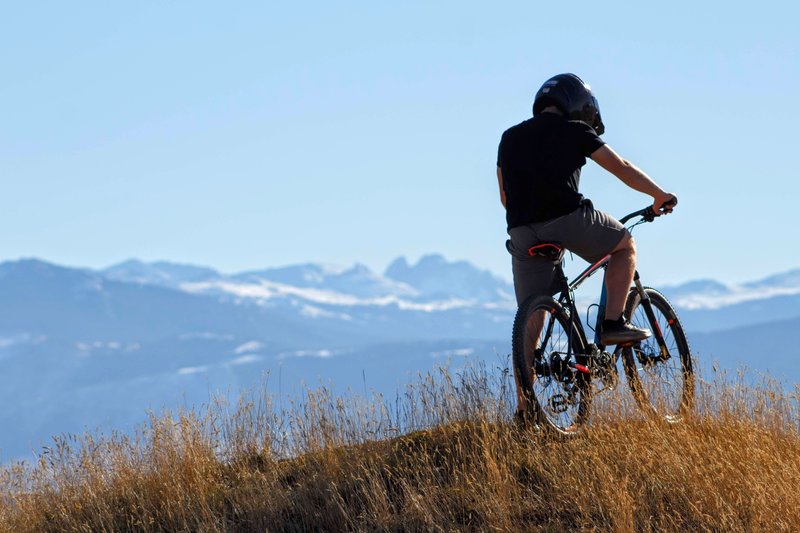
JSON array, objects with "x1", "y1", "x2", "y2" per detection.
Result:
[
  {"x1": 619, "y1": 206, "x2": 656, "y2": 225},
  {"x1": 619, "y1": 198, "x2": 677, "y2": 225}
]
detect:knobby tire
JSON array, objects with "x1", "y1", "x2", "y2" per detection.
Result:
[
  {"x1": 512, "y1": 295, "x2": 591, "y2": 435},
  {"x1": 620, "y1": 287, "x2": 695, "y2": 422}
]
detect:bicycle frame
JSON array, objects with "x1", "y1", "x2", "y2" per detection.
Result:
[
  {"x1": 547, "y1": 206, "x2": 672, "y2": 359},
  {"x1": 514, "y1": 202, "x2": 690, "y2": 431},
  {"x1": 563, "y1": 254, "x2": 612, "y2": 348},
  {"x1": 547, "y1": 254, "x2": 609, "y2": 358}
]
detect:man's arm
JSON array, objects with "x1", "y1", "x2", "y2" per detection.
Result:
[
  {"x1": 590, "y1": 145, "x2": 676, "y2": 212},
  {"x1": 497, "y1": 166, "x2": 507, "y2": 208}
]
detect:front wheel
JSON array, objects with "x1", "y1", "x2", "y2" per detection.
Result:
[
  {"x1": 512, "y1": 295, "x2": 591, "y2": 434},
  {"x1": 619, "y1": 287, "x2": 694, "y2": 421}
]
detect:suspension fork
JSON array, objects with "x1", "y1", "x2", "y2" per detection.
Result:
[{"x1": 632, "y1": 271, "x2": 670, "y2": 357}]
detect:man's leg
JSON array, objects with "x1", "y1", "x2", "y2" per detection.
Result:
[
  {"x1": 508, "y1": 238, "x2": 556, "y2": 416},
  {"x1": 601, "y1": 231, "x2": 650, "y2": 343},
  {"x1": 604, "y1": 233, "x2": 636, "y2": 321},
  {"x1": 543, "y1": 205, "x2": 649, "y2": 345},
  {"x1": 514, "y1": 309, "x2": 545, "y2": 413}
]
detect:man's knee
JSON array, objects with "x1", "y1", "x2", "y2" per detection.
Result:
[{"x1": 610, "y1": 232, "x2": 635, "y2": 255}]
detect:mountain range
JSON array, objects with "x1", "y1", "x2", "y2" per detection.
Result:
[{"x1": 1, "y1": 255, "x2": 798, "y2": 461}]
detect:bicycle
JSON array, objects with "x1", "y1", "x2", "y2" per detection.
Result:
[{"x1": 511, "y1": 205, "x2": 694, "y2": 434}]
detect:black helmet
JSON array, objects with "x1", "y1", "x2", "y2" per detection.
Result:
[{"x1": 533, "y1": 73, "x2": 605, "y2": 135}]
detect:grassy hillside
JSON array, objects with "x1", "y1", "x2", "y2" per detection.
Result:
[{"x1": 1, "y1": 365, "x2": 798, "y2": 532}]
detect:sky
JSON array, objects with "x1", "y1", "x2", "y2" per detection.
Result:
[{"x1": 1, "y1": 1, "x2": 798, "y2": 286}]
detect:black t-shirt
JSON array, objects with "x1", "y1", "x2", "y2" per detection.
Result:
[{"x1": 497, "y1": 113, "x2": 605, "y2": 228}]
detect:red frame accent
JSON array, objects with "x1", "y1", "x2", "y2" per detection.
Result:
[
  {"x1": 569, "y1": 254, "x2": 612, "y2": 291},
  {"x1": 653, "y1": 323, "x2": 663, "y2": 336},
  {"x1": 573, "y1": 364, "x2": 590, "y2": 374}
]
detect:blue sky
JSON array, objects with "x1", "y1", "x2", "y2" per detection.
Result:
[{"x1": 1, "y1": 1, "x2": 798, "y2": 285}]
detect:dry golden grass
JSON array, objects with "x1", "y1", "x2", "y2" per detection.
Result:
[{"x1": 1, "y1": 363, "x2": 798, "y2": 532}]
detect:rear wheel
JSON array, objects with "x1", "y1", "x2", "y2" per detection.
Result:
[
  {"x1": 620, "y1": 287, "x2": 694, "y2": 421},
  {"x1": 512, "y1": 295, "x2": 591, "y2": 434}
]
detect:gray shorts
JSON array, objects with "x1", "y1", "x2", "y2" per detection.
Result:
[{"x1": 507, "y1": 202, "x2": 628, "y2": 305}]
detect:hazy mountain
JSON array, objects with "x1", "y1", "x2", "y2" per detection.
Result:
[
  {"x1": 102, "y1": 259, "x2": 222, "y2": 288},
  {"x1": 660, "y1": 279, "x2": 730, "y2": 299},
  {"x1": 690, "y1": 316, "x2": 800, "y2": 378},
  {"x1": 659, "y1": 272, "x2": 800, "y2": 331},
  {"x1": 0, "y1": 259, "x2": 311, "y2": 346},
  {"x1": 233, "y1": 263, "x2": 419, "y2": 299},
  {"x1": 385, "y1": 254, "x2": 514, "y2": 302},
  {"x1": 743, "y1": 268, "x2": 800, "y2": 290},
  {"x1": 0, "y1": 256, "x2": 798, "y2": 461}
]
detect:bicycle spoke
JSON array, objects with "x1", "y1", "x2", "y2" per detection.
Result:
[
  {"x1": 624, "y1": 289, "x2": 693, "y2": 419},
  {"x1": 533, "y1": 309, "x2": 581, "y2": 428}
]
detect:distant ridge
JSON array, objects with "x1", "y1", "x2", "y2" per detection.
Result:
[
  {"x1": 0, "y1": 256, "x2": 798, "y2": 460},
  {"x1": 103, "y1": 259, "x2": 221, "y2": 288},
  {"x1": 385, "y1": 253, "x2": 513, "y2": 301}
]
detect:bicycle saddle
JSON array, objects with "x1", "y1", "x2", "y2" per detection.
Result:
[{"x1": 528, "y1": 243, "x2": 564, "y2": 262}]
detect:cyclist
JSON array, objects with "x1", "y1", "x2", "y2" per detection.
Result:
[{"x1": 496, "y1": 73, "x2": 677, "y2": 418}]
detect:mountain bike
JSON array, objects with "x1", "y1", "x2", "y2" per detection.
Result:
[{"x1": 511, "y1": 205, "x2": 694, "y2": 434}]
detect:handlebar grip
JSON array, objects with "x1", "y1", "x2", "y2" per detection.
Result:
[
  {"x1": 620, "y1": 201, "x2": 675, "y2": 224},
  {"x1": 659, "y1": 196, "x2": 678, "y2": 213}
]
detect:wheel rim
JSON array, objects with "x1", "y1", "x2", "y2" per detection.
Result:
[{"x1": 524, "y1": 309, "x2": 584, "y2": 431}]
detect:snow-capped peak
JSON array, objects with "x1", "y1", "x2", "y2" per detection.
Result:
[
  {"x1": 102, "y1": 259, "x2": 221, "y2": 287},
  {"x1": 385, "y1": 254, "x2": 513, "y2": 302}
]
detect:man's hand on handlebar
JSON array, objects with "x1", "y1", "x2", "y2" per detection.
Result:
[{"x1": 652, "y1": 193, "x2": 678, "y2": 215}]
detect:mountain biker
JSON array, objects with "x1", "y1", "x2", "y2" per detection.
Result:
[{"x1": 496, "y1": 73, "x2": 677, "y2": 418}]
